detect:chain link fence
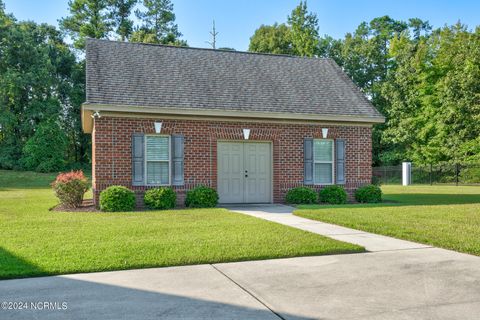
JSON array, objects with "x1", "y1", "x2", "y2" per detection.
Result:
[{"x1": 373, "y1": 163, "x2": 480, "y2": 185}]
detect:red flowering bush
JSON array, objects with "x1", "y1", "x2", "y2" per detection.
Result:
[{"x1": 51, "y1": 171, "x2": 90, "y2": 208}]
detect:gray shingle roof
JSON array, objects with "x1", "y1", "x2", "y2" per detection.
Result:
[{"x1": 85, "y1": 39, "x2": 383, "y2": 121}]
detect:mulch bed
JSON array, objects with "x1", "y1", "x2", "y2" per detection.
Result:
[{"x1": 50, "y1": 199, "x2": 99, "y2": 212}]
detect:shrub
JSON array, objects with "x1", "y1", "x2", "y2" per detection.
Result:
[
  {"x1": 355, "y1": 184, "x2": 382, "y2": 203},
  {"x1": 285, "y1": 187, "x2": 317, "y2": 204},
  {"x1": 185, "y1": 186, "x2": 218, "y2": 208},
  {"x1": 144, "y1": 187, "x2": 176, "y2": 210},
  {"x1": 319, "y1": 185, "x2": 347, "y2": 204},
  {"x1": 100, "y1": 186, "x2": 136, "y2": 212},
  {"x1": 51, "y1": 170, "x2": 89, "y2": 208}
]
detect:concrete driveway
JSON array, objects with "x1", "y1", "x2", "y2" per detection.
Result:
[{"x1": 1, "y1": 248, "x2": 479, "y2": 320}]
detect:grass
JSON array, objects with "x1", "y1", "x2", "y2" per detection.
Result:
[
  {"x1": 295, "y1": 185, "x2": 480, "y2": 256},
  {"x1": 0, "y1": 170, "x2": 363, "y2": 280}
]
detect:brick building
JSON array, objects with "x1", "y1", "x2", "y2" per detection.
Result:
[{"x1": 81, "y1": 39, "x2": 384, "y2": 206}]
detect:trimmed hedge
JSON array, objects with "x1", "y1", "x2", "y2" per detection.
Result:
[
  {"x1": 144, "y1": 187, "x2": 176, "y2": 210},
  {"x1": 355, "y1": 184, "x2": 382, "y2": 203},
  {"x1": 185, "y1": 186, "x2": 218, "y2": 208},
  {"x1": 319, "y1": 185, "x2": 347, "y2": 204},
  {"x1": 285, "y1": 187, "x2": 317, "y2": 204},
  {"x1": 100, "y1": 186, "x2": 136, "y2": 212}
]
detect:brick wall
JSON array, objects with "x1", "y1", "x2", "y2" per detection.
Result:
[{"x1": 92, "y1": 116, "x2": 372, "y2": 206}]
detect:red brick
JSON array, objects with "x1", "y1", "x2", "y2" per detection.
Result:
[{"x1": 92, "y1": 117, "x2": 373, "y2": 206}]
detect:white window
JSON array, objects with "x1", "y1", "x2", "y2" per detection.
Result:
[
  {"x1": 145, "y1": 135, "x2": 170, "y2": 185},
  {"x1": 314, "y1": 139, "x2": 334, "y2": 184}
]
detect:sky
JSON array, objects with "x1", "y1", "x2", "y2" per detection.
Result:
[{"x1": 4, "y1": 0, "x2": 480, "y2": 51}]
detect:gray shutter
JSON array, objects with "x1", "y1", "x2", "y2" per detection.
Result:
[
  {"x1": 336, "y1": 139, "x2": 346, "y2": 184},
  {"x1": 132, "y1": 133, "x2": 145, "y2": 186},
  {"x1": 171, "y1": 134, "x2": 184, "y2": 186},
  {"x1": 304, "y1": 138, "x2": 314, "y2": 185}
]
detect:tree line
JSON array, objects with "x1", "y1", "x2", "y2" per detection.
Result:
[
  {"x1": 0, "y1": 0, "x2": 185, "y2": 172},
  {"x1": 249, "y1": 2, "x2": 480, "y2": 166},
  {"x1": 1, "y1": 0, "x2": 479, "y2": 173}
]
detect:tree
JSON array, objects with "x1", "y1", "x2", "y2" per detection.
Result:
[
  {"x1": 381, "y1": 23, "x2": 480, "y2": 165},
  {"x1": 287, "y1": 1, "x2": 319, "y2": 57},
  {"x1": 317, "y1": 35, "x2": 343, "y2": 60},
  {"x1": 60, "y1": 0, "x2": 113, "y2": 49},
  {"x1": 0, "y1": 11, "x2": 85, "y2": 171},
  {"x1": 132, "y1": 0, "x2": 185, "y2": 45},
  {"x1": 249, "y1": 1, "x2": 319, "y2": 57},
  {"x1": 109, "y1": 0, "x2": 137, "y2": 41},
  {"x1": 408, "y1": 18, "x2": 432, "y2": 40},
  {"x1": 249, "y1": 23, "x2": 293, "y2": 55},
  {"x1": 21, "y1": 118, "x2": 68, "y2": 172}
]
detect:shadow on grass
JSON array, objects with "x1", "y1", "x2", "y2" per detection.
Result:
[
  {"x1": 0, "y1": 247, "x2": 48, "y2": 280},
  {"x1": 297, "y1": 193, "x2": 480, "y2": 210}
]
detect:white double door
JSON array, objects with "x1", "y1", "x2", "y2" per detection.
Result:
[{"x1": 217, "y1": 142, "x2": 272, "y2": 204}]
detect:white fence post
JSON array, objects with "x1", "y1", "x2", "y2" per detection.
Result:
[{"x1": 402, "y1": 162, "x2": 412, "y2": 186}]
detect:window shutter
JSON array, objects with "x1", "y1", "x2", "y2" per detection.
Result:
[
  {"x1": 132, "y1": 133, "x2": 145, "y2": 186},
  {"x1": 336, "y1": 139, "x2": 346, "y2": 184},
  {"x1": 171, "y1": 134, "x2": 184, "y2": 186},
  {"x1": 304, "y1": 138, "x2": 314, "y2": 185}
]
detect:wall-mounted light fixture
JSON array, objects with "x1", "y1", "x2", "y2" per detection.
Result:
[
  {"x1": 154, "y1": 122, "x2": 163, "y2": 134},
  {"x1": 243, "y1": 128, "x2": 251, "y2": 140},
  {"x1": 91, "y1": 111, "x2": 101, "y2": 119},
  {"x1": 322, "y1": 128, "x2": 329, "y2": 139}
]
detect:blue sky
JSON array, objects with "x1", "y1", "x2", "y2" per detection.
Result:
[{"x1": 4, "y1": 0, "x2": 480, "y2": 51}]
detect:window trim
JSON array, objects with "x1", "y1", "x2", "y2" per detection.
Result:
[
  {"x1": 144, "y1": 134, "x2": 171, "y2": 186},
  {"x1": 313, "y1": 139, "x2": 335, "y2": 185}
]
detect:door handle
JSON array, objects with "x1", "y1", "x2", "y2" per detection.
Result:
[{"x1": 245, "y1": 174, "x2": 248, "y2": 178}]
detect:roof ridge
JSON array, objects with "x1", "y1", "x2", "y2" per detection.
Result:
[{"x1": 86, "y1": 38, "x2": 333, "y2": 61}]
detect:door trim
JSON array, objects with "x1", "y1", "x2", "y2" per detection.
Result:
[{"x1": 217, "y1": 140, "x2": 273, "y2": 204}]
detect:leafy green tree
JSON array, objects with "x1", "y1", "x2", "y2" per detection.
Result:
[
  {"x1": 430, "y1": 24, "x2": 480, "y2": 163},
  {"x1": 0, "y1": 20, "x2": 67, "y2": 168},
  {"x1": 132, "y1": 0, "x2": 185, "y2": 45},
  {"x1": 0, "y1": 8, "x2": 85, "y2": 171},
  {"x1": 287, "y1": 1, "x2": 319, "y2": 57},
  {"x1": 60, "y1": 0, "x2": 113, "y2": 49},
  {"x1": 249, "y1": 23, "x2": 293, "y2": 55},
  {"x1": 249, "y1": 2, "x2": 319, "y2": 57},
  {"x1": 109, "y1": 0, "x2": 137, "y2": 41},
  {"x1": 317, "y1": 35, "x2": 343, "y2": 60},
  {"x1": 408, "y1": 18, "x2": 432, "y2": 40},
  {"x1": 381, "y1": 23, "x2": 480, "y2": 165},
  {"x1": 21, "y1": 118, "x2": 68, "y2": 172}
]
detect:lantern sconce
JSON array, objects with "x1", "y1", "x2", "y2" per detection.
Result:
[
  {"x1": 154, "y1": 122, "x2": 163, "y2": 134},
  {"x1": 243, "y1": 128, "x2": 251, "y2": 140},
  {"x1": 91, "y1": 111, "x2": 101, "y2": 119},
  {"x1": 322, "y1": 128, "x2": 329, "y2": 139}
]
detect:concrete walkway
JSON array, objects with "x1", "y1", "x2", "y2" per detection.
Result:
[{"x1": 225, "y1": 204, "x2": 432, "y2": 252}]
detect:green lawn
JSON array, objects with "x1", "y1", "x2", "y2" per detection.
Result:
[
  {"x1": 0, "y1": 170, "x2": 363, "y2": 279},
  {"x1": 295, "y1": 185, "x2": 480, "y2": 256}
]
